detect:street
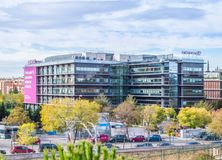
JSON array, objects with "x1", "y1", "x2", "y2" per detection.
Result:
[{"x1": 0, "y1": 134, "x2": 213, "y2": 155}]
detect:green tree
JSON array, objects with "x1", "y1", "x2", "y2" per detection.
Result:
[
  {"x1": 17, "y1": 123, "x2": 37, "y2": 145},
  {"x1": 208, "y1": 109, "x2": 222, "y2": 138},
  {"x1": 94, "y1": 93, "x2": 112, "y2": 113},
  {"x1": 193, "y1": 100, "x2": 213, "y2": 111},
  {"x1": 27, "y1": 107, "x2": 41, "y2": 123},
  {"x1": 2, "y1": 93, "x2": 24, "y2": 108},
  {"x1": 210, "y1": 100, "x2": 222, "y2": 110},
  {"x1": 41, "y1": 98, "x2": 100, "y2": 142},
  {"x1": 177, "y1": 107, "x2": 212, "y2": 128},
  {"x1": 113, "y1": 95, "x2": 141, "y2": 137},
  {"x1": 0, "y1": 102, "x2": 9, "y2": 121},
  {"x1": 142, "y1": 105, "x2": 166, "y2": 131},
  {"x1": 3, "y1": 106, "x2": 31, "y2": 126}
]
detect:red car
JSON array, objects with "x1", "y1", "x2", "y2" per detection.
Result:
[
  {"x1": 130, "y1": 135, "x2": 145, "y2": 142},
  {"x1": 11, "y1": 146, "x2": 35, "y2": 154},
  {"x1": 99, "y1": 134, "x2": 109, "y2": 143},
  {"x1": 89, "y1": 134, "x2": 109, "y2": 143}
]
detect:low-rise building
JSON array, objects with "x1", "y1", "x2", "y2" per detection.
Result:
[
  {"x1": 204, "y1": 70, "x2": 222, "y2": 101},
  {"x1": 0, "y1": 78, "x2": 24, "y2": 94}
]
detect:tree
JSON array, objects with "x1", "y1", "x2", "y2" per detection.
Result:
[
  {"x1": 0, "y1": 102, "x2": 9, "y2": 121},
  {"x1": 94, "y1": 93, "x2": 112, "y2": 113},
  {"x1": 209, "y1": 100, "x2": 222, "y2": 111},
  {"x1": 142, "y1": 105, "x2": 166, "y2": 132},
  {"x1": 27, "y1": 107, "x2": 41, "y2": 123},
  {"x1": 17, "y1": 123, "x2": 37, "y2": 145},
  {"x1": 3, "y1": 106, "x2": 31, "y2": 126},
  {"x1": 164, "y1": 107, "x2": 176, "y2": 120},
  {"x1": 113, "y1": 95, "x2": 141, "y2": 137},
  {"x1": 193, "y1": 100, "x2": 213, "y2": 111},
  {"x1": 2, "y1": 93, "x2": 24, "y2": 108},
  {"x1": 41, "y1": 98, "x2": 100, "y2": 142},
  {"x1": 208, "y1": 109, "x2": 222, "y2": 138},
  {"x1": 177, "y1": 107, "x2": 212, "y2": 128},
  {"x1": 163, "y1": 121, "x2": 179, "y2": 143}
]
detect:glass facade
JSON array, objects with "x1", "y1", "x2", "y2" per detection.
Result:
[
  {"x1": 129, "y1": 60, "x2": 204, "y2": 108},
  {"x1": 24, "y1": 53, "x2": 204, "y2": 108}
]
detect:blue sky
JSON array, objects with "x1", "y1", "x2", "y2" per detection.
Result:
[{"x1": 0, "y1": 0, "x2": 222, "y2": 77}]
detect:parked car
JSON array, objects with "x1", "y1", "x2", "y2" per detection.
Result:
[
  {"x1": 102, "y1": 143, "x2": 120, "y2": 149},
  {"x1": 0, "y1": 150, "x2": 6, "y2": 154},
  {"x1": 39, "y1": 143, "x2": 58, "y2": 152},
  {"x1": 211, "y1": 141, "x2": 222, "y2": 145},
  {"x1": 136, "y1": 142, "x2": 153, "y2": 148},
  {"x1": 109, "y1": 135, "x2": 128, "y2": 143},
  {"x1": 89, "y1": 134, "x2": 109, "y2": 143},
  {"x1": 11, "y1": 146, "x2": 35, "y2": 154},
  {"x1": 99, "y1": 134, "x2": 109, "y2": 143},
  {"x1": 186, "y1": 141, "x2": 200, "y2": 145},
  {"x1": 130, "y1": 135, "x2": 145, "y2": 142},
  {"x1": 148, "y1": 135, "x2": 162, "y2": 142},
  {"x1": 158, "y1": 142, "x2": 173, "y2": 147},
  {"x1": 202, "y1": 133, "x2": 221, "y2": 141}
]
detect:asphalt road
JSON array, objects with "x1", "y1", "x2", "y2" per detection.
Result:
[{"x1": 0, "y1": 134, "x2": 213, "y2": 155}]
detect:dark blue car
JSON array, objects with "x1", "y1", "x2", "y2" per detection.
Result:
[
  {"x1": 148, "y1": 135, "x2": 162, "y2": 142},
  {"x1": 186, "y1": 141, "x2": 200, "y2": 145}
]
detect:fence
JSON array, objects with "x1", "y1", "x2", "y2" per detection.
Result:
[
  {"x1": 3, "y1": 144, "x2": 222, "y2": 160},
  {"x1": 118, "y1": 144, "x2": 222, "y2": 160}
]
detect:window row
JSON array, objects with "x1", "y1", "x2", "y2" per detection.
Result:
[
  {"x1": 182, "y1": 89, "x2": 203, "y2": 96},
  {"x1": 76, "y1": 78, "x2": 109, "y2": 83},
  {"x1": 183, "y1": 67, "x2": 202, "y2": 72},
  {"x1": 38, "y1": 76, "x2": 74, "y2": 84},
  {"x1": 183, "y1": 78, "x2": 203, "y2": 84},
  {"x1": 76, "y1": 67, "x2": 109, "y2": 72},
  {"x1": 38, "y1": 64, "x2": 75, "y2": 75},
  {"x1": 131, "y1": 89, "x2": 162, "y2": 96},
  {"x1": 131, "y1": 67, "x2": 162, "y2": 73},
  {"x1": 75, "y1": 88, "x2": 109, "y2": 94},
  {"x1": 131, "y1": 78, "x2": 162, "y2": 84},
  {"x1": 38, "y1": 87, "x2": 74, "y2": 95}
]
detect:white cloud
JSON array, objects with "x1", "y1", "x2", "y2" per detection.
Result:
[{"x1": 0, "y1": 0, "x2": 222, "y2": 77}]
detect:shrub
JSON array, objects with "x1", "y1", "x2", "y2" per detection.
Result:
[
  {"x1": 191, "y1": 152, "x2": 215, "y2": 160},
  {"x1": 0, "y1": 154, "x2": 6, "y2": 160},
  {"x1": 42, "y1": 141, "x2": 130, "y2": 160}
]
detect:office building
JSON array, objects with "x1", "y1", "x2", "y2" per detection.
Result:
[{"x1": 24, "y1": 52, "x2": 204, "y2": 109}]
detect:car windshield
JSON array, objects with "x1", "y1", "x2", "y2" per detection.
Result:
[{"x1": 21, "y1": 146, "x2": 28, "y2": 150}]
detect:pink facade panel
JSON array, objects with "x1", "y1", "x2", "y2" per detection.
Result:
[{"x1": 24, "y1": 67, "x2": 37, "y2": 104}]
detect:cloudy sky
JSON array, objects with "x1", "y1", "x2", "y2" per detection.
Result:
[{"x1": 0, "y1": 0, "x2": 222, "y2": 77}]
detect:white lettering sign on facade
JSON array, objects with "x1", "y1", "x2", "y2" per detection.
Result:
[{"x1": 182, "y1": 51, "x2": 201, "y2": 56}]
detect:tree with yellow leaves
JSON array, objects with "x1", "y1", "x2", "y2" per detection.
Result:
[
  {"x1": 164, "y1": 107, "x2": 176, "y2": 120},
  {"x1": 41, "y1": 98, "x2": 100, "y2": 142},
  {"x1": 142, "y1": 105, "x2": 166, "y2": 132},
  {"x1": 177, "y1": 107, "x2": 212, "y2": 128},
  {"x1": 3, "y1": 106, "x2": 30, "y2": 126},
  {"x1": 208, "y1": 109, "x2": 222, "y2": 138},
  {"x1": 17, "y1": 123, "x2": 37, "y2": 145}
]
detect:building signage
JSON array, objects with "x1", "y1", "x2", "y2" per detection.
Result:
[
  {"x1": 24, "y1": 67, "x2": 37, "y2": 104},
  {"x1": 28, "y1": 59, "x2": 42, "y2": 65},
  {"x1": 182, "y1": 51, "x2": 201, "y2": 56}
]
